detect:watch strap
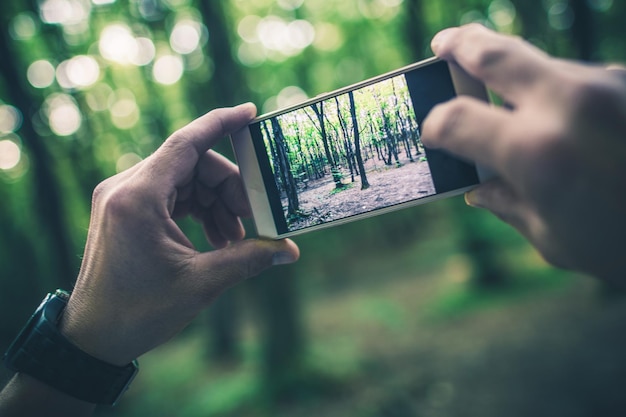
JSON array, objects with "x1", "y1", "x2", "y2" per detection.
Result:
[{"x1": 3, "y1": 291, "x2": 138, "y2": 405}]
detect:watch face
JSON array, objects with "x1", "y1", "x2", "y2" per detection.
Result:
[
  {"x1": 3, "y1": 294, "x2": 51, "y2": 369},
  {"x1": 3, "y1": 291, "x2": 139, "y2": 405}
]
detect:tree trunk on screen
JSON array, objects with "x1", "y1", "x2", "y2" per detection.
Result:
[
  {"x1": 349, "y1": 91, "x2": 370, "y2": 190},
  {"x1": 334, "y1": 96, "x2": 356, "y2": 182},
  {"x1": 311, "y1": 102, "x2": 343, "y2": 188},
  {"x1": 271, "y1": 118, "x2": 300, "y2": 215}
]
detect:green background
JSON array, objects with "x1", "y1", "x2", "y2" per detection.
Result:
[{"x1": 1, "y1": 0, "x2": 625, "y2": 416}]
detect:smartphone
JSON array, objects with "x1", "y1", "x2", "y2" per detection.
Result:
[{"x1": 231, "y1": 57, "x2": 491, "y2": 239}]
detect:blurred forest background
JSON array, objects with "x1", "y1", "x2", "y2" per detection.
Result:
[{"x1": 1, "y1": 0, "x2": 626, "y2": 416}]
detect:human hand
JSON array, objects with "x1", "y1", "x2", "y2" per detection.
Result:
[
  {"x1": 422, "y1": 24, "x2": 626, "y2": 282},
  {"x1": 59, "y1": 103, "x2": 300, "y2": 366}
]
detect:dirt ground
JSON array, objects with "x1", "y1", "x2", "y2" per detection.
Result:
[
  {"x1": 277, "y1": 273, "x2": 626, "y2": 417},
  {"x1": 283, "y1": 156, "x2": 435, "y2": 230}
]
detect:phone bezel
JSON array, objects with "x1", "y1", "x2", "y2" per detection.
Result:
[{"x1": 231, "y1": 57, "x2": 490, "y2": 239}]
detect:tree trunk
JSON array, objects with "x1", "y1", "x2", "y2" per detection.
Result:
[
  {"x1": 570, "y1": 0, "x2": 595, "y2": 61},
  {"x1": 349, "y1": 91, "x2": 370, "y2": 189},
  {"x1": 252, "y1": 263, "x2": 304, "y2": 402},
  {"x1": 334, "y1": 96, "x2": 356, "y2": 182},
  {"x1": 0, "y1": 14, "x2": 76, "y2": 290},
  {"x1": 271, "y1": 118, "x2": 300, "y2": 215},
  {"x1": 311, "y1": 102, "x2": 343, "y2": 188}
]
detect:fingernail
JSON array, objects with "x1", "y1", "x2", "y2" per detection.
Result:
[
  {"x1": 431, "y1": 28, "x2": 455, "y2": 54},
  {"x1": 272, "y1": 251, "x2": 296, "y2": 266},
  {"x1": 465, "y1": 190, "x2": 481, "y2": 208},
  {"x1": 236, "y1": 102, "x2": 257, "y2": 118}
]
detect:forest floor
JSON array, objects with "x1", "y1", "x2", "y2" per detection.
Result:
[
  {"x1": 102, "y1": 206, "x2": 626, "y2": 417},
  {"x1": 283, "y1": 154, "x2": 436, "y2": 231}
]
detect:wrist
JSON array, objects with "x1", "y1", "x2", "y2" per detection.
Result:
[
  {"x1": 0, "y1": 373, "x2": 96, "y2": 417},
  {"x1": 58, "y1": 296, "x2": 134, "y2": 367}
]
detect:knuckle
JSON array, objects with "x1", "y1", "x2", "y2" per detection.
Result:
[
  {"x1": 91, "y1": 179, "x2": 110, "y2": 204},
  {"x1": 566, "y1": 71, "x2": 626, "y2": 113},
  {"x1": 516, "y1": 127, "x2": 578, "y2": 203},
  {"x1": 466, "y1": 42, "x2": 509, "y2": 74},
  {"x1": 99, "y1": 182, "x2": 146, "y2": 221}
]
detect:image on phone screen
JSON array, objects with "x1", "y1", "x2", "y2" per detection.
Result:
[{"x1": 236, "y1": 59, "x2": 488, "y2": 238}]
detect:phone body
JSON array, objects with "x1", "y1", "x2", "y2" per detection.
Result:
[{"x1": 231, "y1": 57, "x2": 491, "y2": 239}]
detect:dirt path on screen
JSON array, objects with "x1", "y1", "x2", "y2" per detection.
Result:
[{"x1": 282, "y1": 157, "x2": 436, "y2": 230}]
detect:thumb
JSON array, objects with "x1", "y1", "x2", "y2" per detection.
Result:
[
  {"x1": 466, "y1": 178, "x2": 529, "y2": 233},
  {"x1": 192, "y1": 238, "x2": 300, "y2": 296}
]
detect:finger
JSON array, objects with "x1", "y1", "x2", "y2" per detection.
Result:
[
  {"x1": 195, "y1": 182, "x2": 218, "y2": 208},
  {"x1": 606, "y1": 63, "x2": 626, "y2": 72},
  {"x1": 145, "y1": 103, "x2": 257, "y2": 188},
  {"x1": 202, "y1": 209, "x2": 228, "y2": 249},
  {"x1": 191, "y1": 238, "x2": 300, "y2": 300},
  {"x1": 431, "y1": 24, "x2": 553, "y2": 105},
  {"x1": 211, "y1": 199, "x2": 246, "y2": 243},
  {"x1": 197, "y1": 150, "x2": 239, "y2": 188},
  {"x1": 422, "y1": 95, "x2": 513, "y2": 173},
  {"x1": 197, "y1": 151, "x2": 251, "y2": 217},
  {"x1": 465, "y1": 178, "x2": 529, "y2": 233},
  {"x1": 607, "y1": 64, "x2": 626, "y2": 84}
]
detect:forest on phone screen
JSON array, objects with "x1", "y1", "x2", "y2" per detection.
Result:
[{"x1": 260, "y1": 74, "x2": 435, "y2": 230}]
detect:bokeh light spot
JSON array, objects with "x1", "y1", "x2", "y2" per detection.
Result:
[
  {"x1": 488, "y1": 0, "x2": 516, "y2": 28},
  {"x1": 170, "y1": 20, "x2": 202, "y2": 54},
  {"x1": 99, "y1": 23, "x2": 138, "y2": 65},
  {"x1": 237, "y1": 15, "x2": 261, "y2": 43},
  {"x1": 162, "y1": 0, "x2": 191, "y2": 9},
  {"x1": 153, "y1": 55, "x2": 184, "y2": 85},
  {"x1": 116, "y1": 152, "x2": 143, "y2": 173},
  {"x1": 256, "y1": 16, "x2": 315, "y2": 57},
  {"x1": 40, "y1": 0, "x2": 91, "y2": 26},
  {"x1": 276, "y1": 86, "x2": 308, "y2": 109},
  {"x1": 131, "y1": 37, "x2": 156, "y2": 66},
  {"x1": 0, "y1": 105, "x2": 23, "y2": 134},
  {"x1": 86, "y1": 83, "x2": 113, "y2": 111},
  {"x1": 237, "y1": 42, "x2": 266, "y2": 67},
  {"x1": 27, "y1": 60, "x2": 56, "y2": 89},
  {"x1": 10, "y1": 13, "x2": 38, "y2": 40},
  {"x1": 109, "y1": 90, "x2": 140, "y2": 130},
  {"x1": 44, "y1": 94, "x2": 82, "y2": 136},
  {"x1": 277, "y1": 0, "x2": 304, "y2": 10},
  {"x1": 460, "y1": 10, "x2": 487, "y2": 26},
  {"x1": 548, "y1": 2, "x2": 574, "y2": 31},
  {"x1": 66, "y1": 55, "x2": 100, "y2": 88},
  {"x1": 0, "y1": 140, "x2": 21, "y2": 171},
  {"x1": 313, "y1": 23, "x2": 343, "y2": 51},
  {"x1": 588, "y1": 0, "x2": 613, "y2": 11},
  {"x1": 287, "y1": 20, "x2": 315, "y2": 50}
]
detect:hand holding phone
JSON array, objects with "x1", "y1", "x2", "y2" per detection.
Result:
[{"x1": 232, "y1": 58, "x2": 491, "y2": 239}]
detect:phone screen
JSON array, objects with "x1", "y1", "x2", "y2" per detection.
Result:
[{"x1": 247, "y1": 60, "x2": 479, "y2": 236}]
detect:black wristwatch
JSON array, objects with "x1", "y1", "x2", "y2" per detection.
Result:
[{"x1": 2, "y1": 290, "x2": 139, "y2": 405}]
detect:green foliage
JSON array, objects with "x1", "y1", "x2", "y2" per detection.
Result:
[
  {"x1": 1, "y1": 0, "x2": 625, "y2": 415},
  {"x1": 329, "y1": 182, "x2": 354, "y2": 195}
]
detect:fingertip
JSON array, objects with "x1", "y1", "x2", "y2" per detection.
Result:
[
  {"x1": 272, "y1": 239, "x2": 300, "y2": 265},
  {"x1": 420, "y1": 102, "x2": 446, "y2": 148},
  {"x1": 465, "y1": 188, "x2": 484, "y2": 208},
  {"x1": 236, "y1": 102, "x2": 257, "y2": 121},
  {"x1": 431, "y1": 27, "x2": 458, "y2": 56}
]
